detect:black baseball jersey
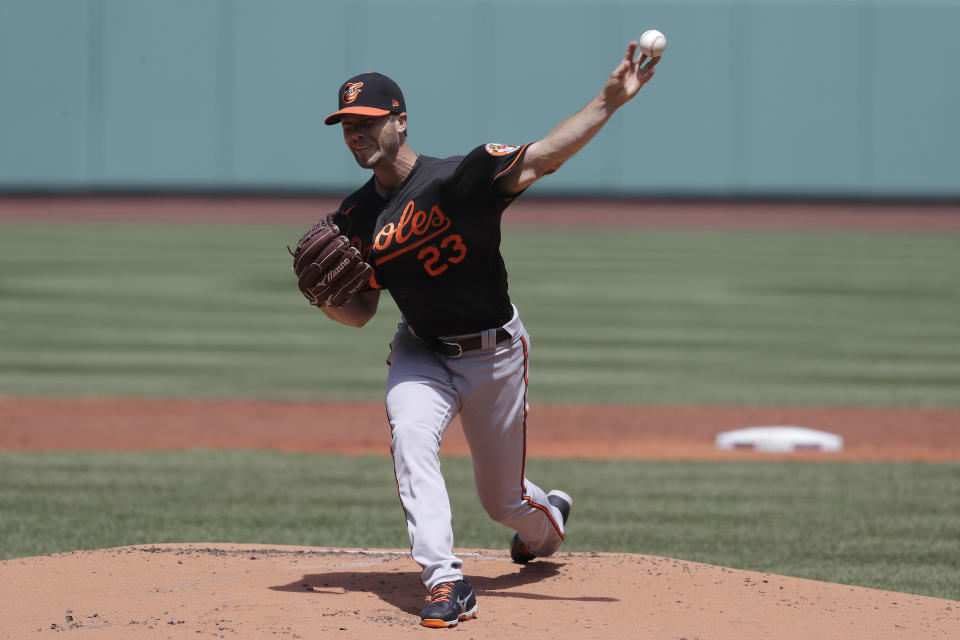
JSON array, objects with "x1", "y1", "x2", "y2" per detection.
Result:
[{"x1": 337, "y1": 142, "x2": 530, "y2": 339}]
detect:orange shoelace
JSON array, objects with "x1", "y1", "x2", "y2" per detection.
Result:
[{"x1": 429, "y1": 582, "x2": 454, "y2": 603}]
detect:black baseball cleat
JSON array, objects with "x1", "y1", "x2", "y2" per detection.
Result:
[
  {"x1": 548, "y1": 489, "x2": 573, "y2": 524},
  {"x1": 509, "y1": 533, "x2": 536, "y2": 564},
  {"x1": 420, "y1": 579, "x2": 478, "y2": 628},
  {"x1": 510, "y1": 489, "x2": 573, "y2": 564}
]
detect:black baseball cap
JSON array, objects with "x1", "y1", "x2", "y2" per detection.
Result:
[{"x1": 324, "y1": 72, "x2": 406, "y2": 125}]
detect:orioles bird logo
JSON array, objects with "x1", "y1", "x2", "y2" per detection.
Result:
[
  {"x1": 342, "y1": 82, "x2": 364, "y2": 104},
  {"x1": 485, "y1": 142, "x2": 520, "y2": 156}
]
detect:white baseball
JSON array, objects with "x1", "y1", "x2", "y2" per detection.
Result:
[{"x1": 639, "y1": 29, "x2": 667, "y2": 57}]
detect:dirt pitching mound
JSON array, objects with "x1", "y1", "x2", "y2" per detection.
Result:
[{"x1": 2, "y1": 544, "x2": 956, "y2": 639}]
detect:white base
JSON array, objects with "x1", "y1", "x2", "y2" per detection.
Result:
[{"x1": 715, "y1": 426, "x2": 843, "y2": 453}]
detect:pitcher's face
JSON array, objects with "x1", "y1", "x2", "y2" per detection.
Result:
[{"x1": 341, "y1": 113, "x2": 406, "y2": 170}]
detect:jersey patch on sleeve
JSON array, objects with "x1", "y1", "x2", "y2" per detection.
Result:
[{"x1": 485, "y1": 143, "x2": 520, "y2": 157}]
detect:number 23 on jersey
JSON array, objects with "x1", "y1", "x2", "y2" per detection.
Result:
[{"x1": 418, "y1": 234, "x2": 467, "y2": 276}]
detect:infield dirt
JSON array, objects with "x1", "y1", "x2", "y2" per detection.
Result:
[{"x1": 3, "y1": 397, "x2": 959, "y2": 462}]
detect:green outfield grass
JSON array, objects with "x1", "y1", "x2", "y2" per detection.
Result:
[
  {"x1": 1, "y1": 219, "x2": 959, "y2": 603},
  {"x1": 1, "y1": 451, "x2": 957, "y2": 601},
  {"x1": 1, "y1": 222, "x2": 958, "y2": 406}
]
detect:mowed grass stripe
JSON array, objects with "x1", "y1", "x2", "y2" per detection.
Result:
[
  {"x1": 1, "y1": 222, "x2": 958, "y2": 405},
  {"x1": 508, "y1": 227, "x2": 960, "y2": 406}
]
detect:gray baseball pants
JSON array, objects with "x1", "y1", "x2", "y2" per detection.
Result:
[{"x1": 385, "y1": 305, "x2": 566, "y2": 590}]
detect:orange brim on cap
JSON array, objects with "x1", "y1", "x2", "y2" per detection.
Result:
[{"x1": 324, "y1": 106, "x2": 392, "y2": 125}]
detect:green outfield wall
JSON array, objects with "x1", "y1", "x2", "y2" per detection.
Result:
[{"x1": 1, "y1": 0, "x2": 958, "y2": 197}]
